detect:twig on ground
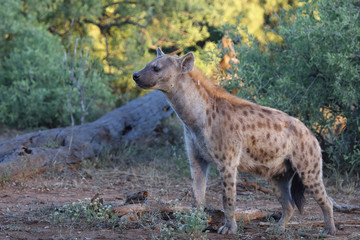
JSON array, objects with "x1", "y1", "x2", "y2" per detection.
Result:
[
  {"x1": 207, "y1": 179, "x2": 273, "y2": 195},
  {"x1": 238, "y1": 179, "x2": 274, "y2": 195},
  {"x1": 259, "y1": 220, "x2": 360, "y2": 227},
  {"x1": 329, "y1": 196, "x2": 360, "y2": 213},
  {"x1": 207, "y1": 182, "x2": 221, "y2": 190}
]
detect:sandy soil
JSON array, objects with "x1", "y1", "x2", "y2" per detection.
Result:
[{"x1": 0, "y1": 162, "x2": 359, "y2": 240}]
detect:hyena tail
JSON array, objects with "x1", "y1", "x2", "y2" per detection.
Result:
[{"x1": 291, "y1": 172, "x2": 306, "y2": 213}]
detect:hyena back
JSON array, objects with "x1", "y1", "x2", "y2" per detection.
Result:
[{"x1": 133, "y1": 48, "x2": 336, "y2": 235}]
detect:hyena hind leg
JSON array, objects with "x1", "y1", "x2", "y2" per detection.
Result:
[{"x1": 299, "y1": 169, "x2": 336, "y2": 235}]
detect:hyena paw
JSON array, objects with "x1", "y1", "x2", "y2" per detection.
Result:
[
  {"x1": 266, "y1": 226, "x2": 284, "y2": 234},
  {"x1": 320, "y1": 227, "x2": 336, "y2": 236},
  {"x1": 217, "y1": 222, "x2": 237, "y2": 235},
  {"x1": 266, "y1": 223, "x2": 286, "y2": 234}
]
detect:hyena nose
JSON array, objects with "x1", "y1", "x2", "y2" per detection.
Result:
[{"x1": 133, "y1": 72, "x2": 140, "y2": 81}]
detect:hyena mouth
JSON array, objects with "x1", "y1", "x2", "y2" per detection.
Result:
[{"x1": 134, "y1": 81, "x2": 155, "y2": 89}]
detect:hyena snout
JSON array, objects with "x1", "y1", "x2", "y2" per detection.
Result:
[
  {"x1": 132, "y1": 72, "x2": 140, "y2": 82},
  {"x1": 132, "y1": 71, "x2": 155, "y2": 89}
]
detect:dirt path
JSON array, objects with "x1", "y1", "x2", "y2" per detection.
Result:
[{"x1": 0, "y1": 163, "x2": 359, "y2": 240}]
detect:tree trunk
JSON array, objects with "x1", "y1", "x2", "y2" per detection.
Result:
[{"x1": 0, "y1": 91, "x2": 173, "y2": 178}]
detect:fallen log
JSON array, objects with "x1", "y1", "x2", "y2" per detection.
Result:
[{"x1": 0, "y1": 91, "x2": 173, "y2": 178}]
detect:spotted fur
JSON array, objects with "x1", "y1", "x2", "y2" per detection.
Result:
[{"x1": 133, "y1": 49, "x2": 336, "y2": 235}]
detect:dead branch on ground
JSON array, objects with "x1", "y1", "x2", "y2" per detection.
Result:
[
  {"x1": 114, "y1": 199, "x2": 266, "y2": 225},
  {"x1": 329, "y1": 197, "x2": 360, "y2": 213},
  {"x1": 207, "y1": 179, "x2": 273, "y2": 196},
  {"x1": 239, "y1": 179, "x2": 274, "y2": 195},
  {"x1": 259, "y1": 220, "x2": 360, "y2": 227}
]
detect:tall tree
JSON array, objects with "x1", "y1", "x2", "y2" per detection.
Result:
[{"x1": 21, "y1": 0, "x2": 298, "y2": 97}]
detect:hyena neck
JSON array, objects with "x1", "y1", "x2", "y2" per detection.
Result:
[{"x1": 164, "y1": 69, "x2": 210, "y2": 129}]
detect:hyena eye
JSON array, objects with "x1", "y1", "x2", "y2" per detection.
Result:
[{"x1": 153, "y1": 66, "x2": 160, "y2": 72}]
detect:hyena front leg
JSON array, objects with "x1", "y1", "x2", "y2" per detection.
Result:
[
  {"x1": 185, "y1": 134, "x2": 210, "y2": 207},
  {"x1": 218, "y1": 166, "x2": 238, "y2": 234}
]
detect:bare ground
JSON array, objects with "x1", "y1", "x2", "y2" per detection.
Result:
[{"x1": 0, "y1": 122, "x2": 359, "y2": 240}]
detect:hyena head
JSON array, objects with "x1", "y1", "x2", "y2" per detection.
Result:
[{"x1": 133, "y1": 47, "x2": 195, "y2": 91}]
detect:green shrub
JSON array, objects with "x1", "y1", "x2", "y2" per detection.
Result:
[
  {"x1": 0, "y1": 0, "x2": 115, "y2": 129},
  {"x1": 158, "y1": 206, "x2": 209, "y2": 240},
  {"x1": 221, "y1": 0, "x2": 360, "y2": 175},
  {"x1": 51, "y1": 197, "x2": 121, "y2": 229},
  {"x1": 1, "y1": 26, "x2": 67, "y2": 128}
]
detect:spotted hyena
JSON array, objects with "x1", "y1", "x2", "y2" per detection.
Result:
[{"x1": 133, "y1": 48, "x2": 336, "y2": 235}]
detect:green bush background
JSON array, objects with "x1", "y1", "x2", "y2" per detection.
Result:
[
  {"x1": 221, "y1": 0, "x2": 360, "y2": 175},
  {"x1": 0, "y1": 0, "x2": 115, "y2": 128}
]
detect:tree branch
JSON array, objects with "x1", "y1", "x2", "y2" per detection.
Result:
[{"x1": 84, "y1": 18, "x2": 145, "y2": 31}]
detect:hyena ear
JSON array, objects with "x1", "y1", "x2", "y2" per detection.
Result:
[
  {"x1": 157, "y1": 47, "x2": 165, "y2": 57},
  {"x1": 179, "y1": 52, "x2": 195, "y2": 73}
]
